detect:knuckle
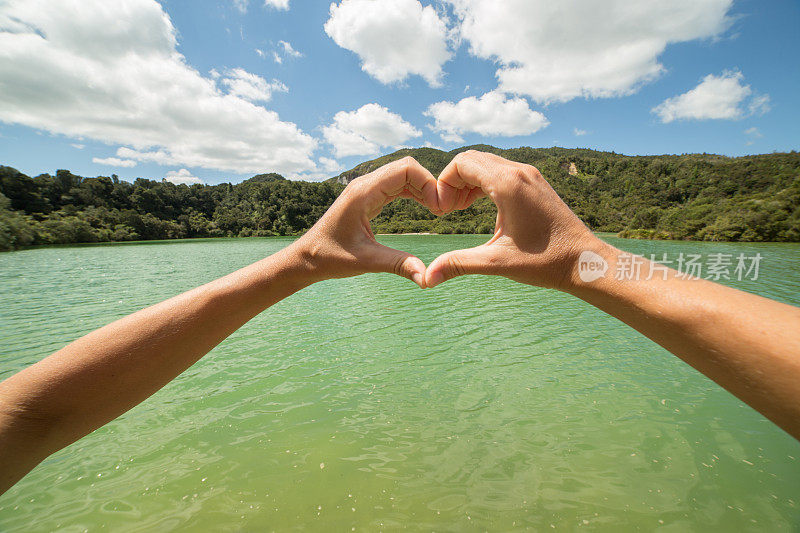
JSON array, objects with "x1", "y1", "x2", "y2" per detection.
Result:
[
  {"x1": 498, "y1": 167, "x2": 525, "y2": 191},
  {"x1": 448, "y1": 254, "x2": 466, "y2": 278},
  {"x1": 391, "y1": 254, "x2": 407, "y2": 277},
  {"x1": 397, "y1": 156, "x2": 415, "y2": 171},
  {"x1": 344, "y1": 178, "x2": 367, "y2": 196},
  {"x1": 454, "y1": 150, "x2": 475, "y2": 164},
  {"x1": 523, "y1": 163, "x2": 543, "y2": 181},
  {"x1": 502, "y1": 165, "x2": 540, "y2": 192}
]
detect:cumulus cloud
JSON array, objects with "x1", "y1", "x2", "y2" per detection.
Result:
[
  {"x1": 425, "y1": 91, "x2": 549, "y2": 142},
  {"x1": 573, "y1": 128, "x2": 588, "y2": 136},
  {"x1": 448, "y1": 0, "x2": 733, "y2": 103},
  {"x1": 0, "y1": 0, "x2": 316, "y2": 175},
  {"x1": 93, "y1": 156, "x2": 137, "y2": 168},
  {"x1": 652, "y1": 71, "x2": 769, "y2": 123},
  {"x1": 324, "y1": 0, "x2": 451, "y2": 86},
  {"x1": 220, "y1": 68, "x2": 287, "y2": 102},
  {"x1": 164, "y1": 168, "x2": 203, "y2": 185},
  {"x1": 322, "y1": 103, "x2": 422, "y2": 158},
  {"x1": 319, "y1": 157, "x2": 344, "y2": 174}
]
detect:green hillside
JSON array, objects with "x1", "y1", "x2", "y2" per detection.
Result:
[
  {"x1": 1, "y1": 145, "x2": 798, "y2": 251},
  {"x1": 337, "y1": 146, "x2": 800, "y2": 241}
]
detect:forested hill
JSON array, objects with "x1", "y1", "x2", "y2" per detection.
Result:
[
  {"x1": 1, "y1": 145, "x2": 799, "y2": 251},
  {"x1": 339, "y1": 145, "x2": 800, "y2": 241}
]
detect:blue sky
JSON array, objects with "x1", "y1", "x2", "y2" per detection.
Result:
[{"x1": 0, "y1": 0, "x2": 798, "y2": 185}]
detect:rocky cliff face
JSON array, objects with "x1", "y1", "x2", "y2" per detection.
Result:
[{"x1": 568, "y1": 162, "x2": 578, "y2": 176}]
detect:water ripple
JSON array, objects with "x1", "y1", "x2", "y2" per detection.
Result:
[{"x1": 0, "y1": 236, "x2": 798, "y2": 531}]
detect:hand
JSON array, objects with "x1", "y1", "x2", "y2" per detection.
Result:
[
  {"x1": 289, "y1": 157, "x2": 441, "y2": 288},
  {"x1": 425, "y1": 150, "x2": 599, "y2": 290}
]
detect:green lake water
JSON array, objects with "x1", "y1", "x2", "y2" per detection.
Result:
[{"x1": 0, "y1": 235, "x2": 798, "y2": 531}]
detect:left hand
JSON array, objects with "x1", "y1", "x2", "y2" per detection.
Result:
[{"x1": 288, "y1": 157, "x2": 441, "y2": 288}]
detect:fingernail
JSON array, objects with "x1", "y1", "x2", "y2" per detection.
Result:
[
  {"x1": 427, "y1": 271, "x2": 444, "y2": 288},
  {"x1": 412, "y1": 272, "x2": 424, "y2": 288}
]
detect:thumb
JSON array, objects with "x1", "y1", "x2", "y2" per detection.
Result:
[
  {"x1": 364, "y1": 242, "x2": 427, "y2": 288},
  {"x1": 425, "y1": 244, "x2": 499, "y2": 288}
]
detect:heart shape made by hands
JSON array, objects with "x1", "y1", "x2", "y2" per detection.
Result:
[{"x1": 335, "y1": 150, "x2": 595, "y2": 292}]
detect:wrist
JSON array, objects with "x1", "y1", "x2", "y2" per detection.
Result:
[
  {"x1": 281, "y1": 236, "x2": 332, "y2": 286},
  {"x1": 560, "y1": 237, "x2": 621, "y2": 296}
]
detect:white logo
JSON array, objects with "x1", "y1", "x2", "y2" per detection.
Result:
[{"x1": 578, "y1": 250, "x2": 608, "y2": 283}]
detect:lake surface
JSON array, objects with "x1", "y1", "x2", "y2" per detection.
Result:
[{"x1": 0, "y1": 235, "x2": 798, "y2": 531}]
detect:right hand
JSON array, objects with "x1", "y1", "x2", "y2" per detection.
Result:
[{"x1": 425, "y1": 150, "x2": 600, "y2": 291}]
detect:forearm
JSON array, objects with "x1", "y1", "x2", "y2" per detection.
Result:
[
  {"x1": 0, "y1": 244, "x2": 312, "y2": 491},
  {"x1": 567, "y1": 240, "x2": 800, "y2": 439}
]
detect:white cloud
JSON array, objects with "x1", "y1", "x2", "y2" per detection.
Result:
[
  {"x1": 235, "y1": 0, "x2": 288, "y2": 12},
  {"x1": 324, "y1": 0, "x2": 451, "y2": 86},
  {"x1": 279, "y1": 40, "x2": 302, "y2": 58},
  {"x1": 448, "y1": 0, "x2": 733, "y2": 103},
  {"x1": 220, "y1": 68, "x2": 287, "y2": 103},
  {"x1": 322, "y1": 103, "x2": 422, "y2": 158},
  {"x1": 319, "y1": 157, "x2": 344, "y2": 174},
  {"x1": 744, "y1": 126, "x2": 763, "y2": 146},
  {"x1": 652, "y1": 71, "x2": 769, "y2": 123},
  {"x1": 573, "y1": 128, "x2": 588, "y2": 136},
  {"x1": 748, "y1": 94, "x2": 771, "y2": 116},
  {"x1": 0, "y1": 0, "x2": 316, "y2": 175},
  {"x1": 265, "y1": 0, "x2": 289, "y2": 9},
  {"x1": 93, "y1": 156, "x2": 137, "y2": 167},
  {"x1": 285, "y1": 158, "x2": 345, "y2": 182},
  {"x1": 425, "y1": 91, "x2": 549, "y2": 141},
  {"x1": 440, "y1": 132, "x2": 464, "y2": 144},
  {"x1": 164, "y1": 168, "x2": 203, "y2": 185},
  {"x1": 115, "y1": 147, "x2": 175, "y2": 166},
  {"x1": 267, "y1": 40, "x2": 302, "y2": 64},
  {"x1": 71, "y1": 143, "x2": 85, "y2": 149}
]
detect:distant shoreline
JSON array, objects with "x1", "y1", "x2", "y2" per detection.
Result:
[
  {"x1": 376, "y1": 232, "x2": 439, "y2": 236},
  {"x1": 8, "y1": 232, "x2": 798, "y2": 253}
]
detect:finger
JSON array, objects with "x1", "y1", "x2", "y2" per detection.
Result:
[
  {"x1": 363, "y1": 242, "x2": 428, "y2": 288},
  {"x1": 402, "y1": 185, "x2": 424, "y2": 203},
  {"x1": 438, "y1": 150, "x2": 491, "y2": 188},
  {"x1": 425, "y1": 244, "x2": 501, "y2": 288},
  {"x1": 382, "y1": 186, "x2": 422, "y2": 208},
  {"x1": 402, "y1": 159, "x2": 441, "y2": 215},
  {"x1": 437, "y1": 151, "x2": 494, "y2": 212},
  {"x1": 372, "y1": 157, "x2": 441, "y2": 215},
  {"x1": 453, "y1": 185, "x2": 487, "y2": 211}
]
